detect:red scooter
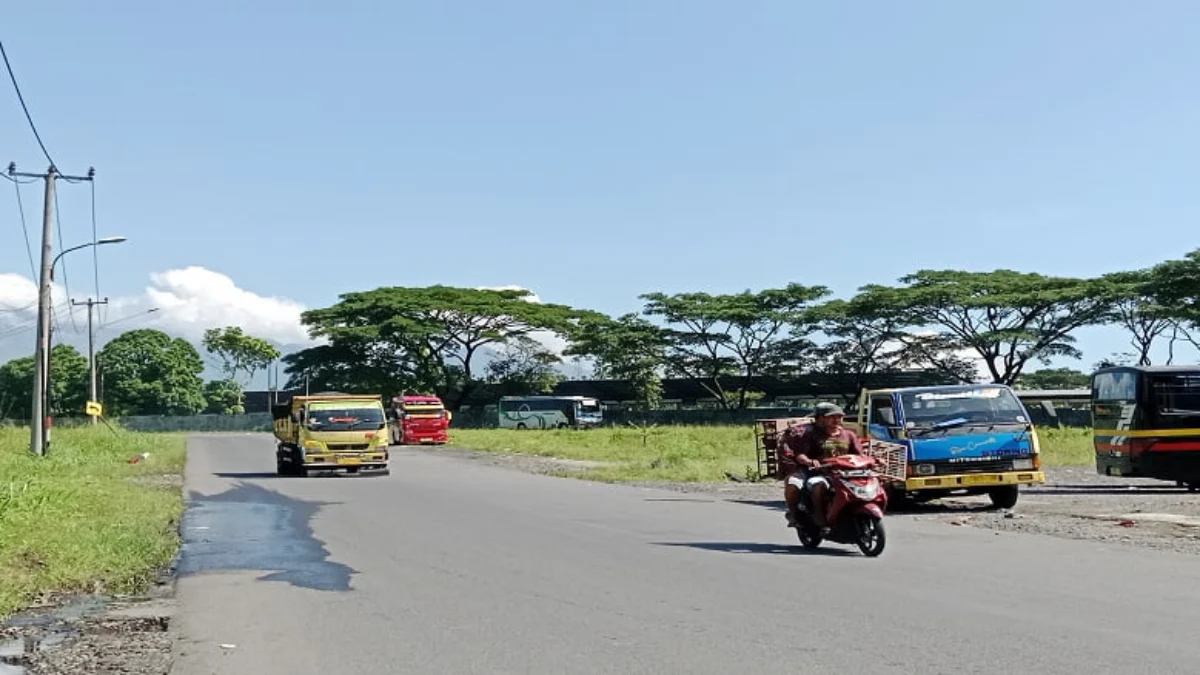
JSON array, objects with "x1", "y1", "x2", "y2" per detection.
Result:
[{"x1": 792, "y1": 454, "x2": 888, "y2": 557}]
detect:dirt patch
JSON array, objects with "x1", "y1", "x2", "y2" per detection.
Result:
[
  {"x1": 0, "y1": 574, "x2": 174, "y2": 675},
  {"x1": 128, "y1": 474, "x2": 184, "y2": 489}
]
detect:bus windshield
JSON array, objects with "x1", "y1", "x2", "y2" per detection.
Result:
[
  {"x1": 577, "y1": 400, "x2": 601, "y2": 415},
  {"x1": 1147, "y1": 373, "x2": 1200, "y2": 428},
  {"x1": 307, "y1": 406, "x2": 385, "y2": 431},
  {"x1": 900, "y1": 386, "x2": 1028, "y2": 431}
]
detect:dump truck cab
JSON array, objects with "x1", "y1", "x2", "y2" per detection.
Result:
[
  {"x1": 272, "y1": 393, "x2": 390, "y2": 476},
  {"x1": 388, "y1": 394, "x2": 451, "y2": 445}
]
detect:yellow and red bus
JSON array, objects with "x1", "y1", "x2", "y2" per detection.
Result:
[{"x1": 1092, "y1": 365, "x2": 1200, "y2": 491}]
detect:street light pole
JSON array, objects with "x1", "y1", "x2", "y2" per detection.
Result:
[{"x1": 71, "y1": 297, "x2": 109, "y2": 424}]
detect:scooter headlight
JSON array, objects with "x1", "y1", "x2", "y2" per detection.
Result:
[{"x1": 848, "y1": 481, "x2": 880, "y2": 500}]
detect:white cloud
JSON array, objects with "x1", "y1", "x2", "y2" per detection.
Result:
[
  {"x1": 0, "y1": 267, "x2": 315, "y2": 369},
  {"x1": 0, "y1": 273, "x2": 588, "y2": 380},
  {"x1": 474, "y1": 285, "x2": 568, "y2": 357},
  {"x1": 136, "y1": 267, "x2": 312, "y2": 346}
]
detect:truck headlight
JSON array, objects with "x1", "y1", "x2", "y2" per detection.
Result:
[
  {"x1": 916, "y1": 464, "x2": 935, "y2": 475},
  {"x1": 1013, "y1": 458, "x2": 1034, "y2": 470}
]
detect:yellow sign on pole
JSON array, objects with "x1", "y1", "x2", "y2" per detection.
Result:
[{"x1": 85, "y1": 401, "x2": 103, "y2": 417}]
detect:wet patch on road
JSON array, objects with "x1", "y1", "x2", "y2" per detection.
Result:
[{"x1": 176, "y1": 482, "x2": 356, "y2": 592}]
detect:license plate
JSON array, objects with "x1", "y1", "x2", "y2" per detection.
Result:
[
  {"x1": 963, "y1": 474, "x2": 998, "y2": 485},
  {"x1": 337, "y1": 457, "x2": 362, "y2": 466}
]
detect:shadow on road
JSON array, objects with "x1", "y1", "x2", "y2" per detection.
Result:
[
  {"x1": 654, "y1": 541, "x2": 857, "y2": 557},
  {"x1": 1029, "y1": 484, "x2": 1195, "y2": 495},
  {"x1": 213, "y1": 470, "x2": 390, "y2": 480},
  {"x1": 728, "y1": 497, "x2": 1005, "y2": 517},
  {"x1": 177, "y1": 482, "x2": 358, "y2": 592}
]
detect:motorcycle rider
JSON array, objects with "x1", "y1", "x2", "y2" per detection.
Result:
[{"x1": 778, "y1": 402, "x2": 864, "y2": 532}]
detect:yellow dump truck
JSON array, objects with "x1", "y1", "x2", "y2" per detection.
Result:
[{"x1": 271, "y1": 393, "x2": 391, "y2": 476}]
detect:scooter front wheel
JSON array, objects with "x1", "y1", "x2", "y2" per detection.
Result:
[
  {"x1": 855, "y1": 515, "x2": 886, "y2": 557},
  {"x1": 796, "y1": 525, "x2": 823, "y2": 549}
]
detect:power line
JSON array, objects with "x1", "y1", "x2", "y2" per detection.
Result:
[
  {"x1": 8, "y1": 175, "x2": 36, "y2": 279},
  {"x1": 0, "y1": 40, "x2": 57, "y2": 169},
  {"x1": 52, "y1": 188, "x2": 80, "y2": 333}
]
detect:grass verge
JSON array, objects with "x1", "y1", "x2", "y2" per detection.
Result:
[
  {"x1": 0, "y1": 425, "x2": 186, "y2": 619},
  {"x1": 448, "y1": 425, "x2": 1097, "y2": 483}
]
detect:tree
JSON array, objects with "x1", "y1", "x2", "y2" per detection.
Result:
[
  {"x1": 483, "y1": 336, "x2": 564, "y2": 394},
  {"x1": 204, "y1": 379, "x2": 244, "y2": 415},
  {"x1": 202, "y1": 326, "x2": 282, "y2": 405},
  {"x1": 0, "y1": 344, "x2": 89, "y2": 420},
  {"x1": 638, "y1": 283, "x2": 830, "y2": 408},
  {"x1": 564, "y1": 312, "x2": 667, "y2": 408},
  {"x1": 282, "y1": 340, "x2": 423, "y2": 398},
  {"x1": 97, "y1": 329, "x2": 207, "y2": 416},
  {"x1": 1014, "y1": 367, "x2": 1091, "y2": 390},
  {"x1": 808, "y1": 297, "x2": 978, "y2": 386},
  {"x1": 1145, "y1": 250, "x2": 1200, "y2": 362},
  {"x1": 1102, "y1": 270, "x2": 1174, "y2": 366},
  {"x1": 860, "y1": 270, "x2": 1120, "y2": 385},
  {"x1": 296, "y1": 286, "x2": 585, "y2": 407}
]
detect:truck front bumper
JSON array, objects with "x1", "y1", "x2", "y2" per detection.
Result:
[
  {"x1": 303, "y1": 452, "x2": 389, "y2": 469},
  {"x1": 904, "y1": 470, "x2": 1045, "y2": 491}
]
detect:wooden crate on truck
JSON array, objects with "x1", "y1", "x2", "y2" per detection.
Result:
[{"x1": 753, "y1": 417, "x2": 908, "y2": 485}]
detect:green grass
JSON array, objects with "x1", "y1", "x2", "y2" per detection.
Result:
[
  {"x1": 449, "y1": 424, "x2": 1098, "y2": 483},
  {"x1": 0, "y1": 425, "x2": 186, "y2": 619}
]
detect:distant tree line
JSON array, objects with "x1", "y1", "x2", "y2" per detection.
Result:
[
  {"x1": 0, "y1": 326, "x2": 279, "y2": 420},
  {"x1": 3, "y1": 250, "x2": 1200, "y2": 417}
]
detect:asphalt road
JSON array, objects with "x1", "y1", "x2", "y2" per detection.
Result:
[{"x1": 170, "y1": 434, "x2": 1200, "y2": 675}]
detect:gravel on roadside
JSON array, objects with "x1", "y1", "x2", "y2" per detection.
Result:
[{"x1": 0, "y1": 574, "x2": 174, "y2": 675}]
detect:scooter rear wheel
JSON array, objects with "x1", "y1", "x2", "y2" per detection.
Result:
[{"x1": 855, "y1": 515, "x2": 886, "y2": 557}]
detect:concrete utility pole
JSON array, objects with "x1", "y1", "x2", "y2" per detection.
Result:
[
  {"x1": 71, "y1": 297, "x2": 108, "y2": 424},
  {"x1": 7, "y1": 162, "x2": 95, "y2": 456}
]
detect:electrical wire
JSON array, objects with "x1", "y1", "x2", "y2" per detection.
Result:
[
  {"x1": 51, "y1": 188, "x2": 80, "y2": 333},
  {"x1": 0, "y1": 40, "x2": 57, "y2": 170},
  {"x1": 96, "y1": 307, "x2": 160, "y2": 334},
  {"x1": 0, "y1": 300, "x2": 71, "y2": 341},
  {"x1": 0, "y1": 300, "x2": 36, "y2": 313},
  {"x1": 9, "y1": 176, "x2": 36, "y2": 279}
]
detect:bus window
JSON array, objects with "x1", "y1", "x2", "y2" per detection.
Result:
[
  {"x1": 1148, "y1": 373, "x2": 1200, "y2": 429},
  {"x1": 1093, "y1": 371, "x2": 1136, "y2": 402}
]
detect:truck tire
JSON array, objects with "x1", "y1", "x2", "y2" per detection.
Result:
[{"x1": 989, "y1": 485, "x2": 1019, "y2": 509}]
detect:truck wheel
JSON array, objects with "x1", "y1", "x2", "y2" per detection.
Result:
[{"x1": 989, "y1": 485, "x2": 1019, "y2": 509}]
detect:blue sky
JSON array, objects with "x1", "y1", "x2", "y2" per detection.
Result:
[{"x1": 2, "y1": 0, "x2": 1199, "y2": 379}]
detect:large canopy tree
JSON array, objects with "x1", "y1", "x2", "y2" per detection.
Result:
[
  {"x1": 1144, "y1": 249, "x2": 1200, "y2": 362},
  {"x1": 286, "y1": 286, "x2": 586, "y2": 407},
  {"x1": 636, "y1": 283, "x2": 830, "y2": 408},
  {"x1": 564, "y1": 311, "x2": 668, "y2": 408},
  {"x1": 857, "y1": 270, "x2": 1121, "y2": 385},
  {"x1": 1100, "y1": 270, "x2": 1175, "y2": 366}
]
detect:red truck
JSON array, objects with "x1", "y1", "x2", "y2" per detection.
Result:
[{"x1": 388, "y1": 394, "x2": 451, "y2": 445}]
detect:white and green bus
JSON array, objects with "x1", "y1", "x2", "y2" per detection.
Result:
[{"x1": 497, "y1": 395, "x2": 604, "y2": 430}]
